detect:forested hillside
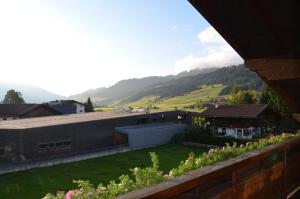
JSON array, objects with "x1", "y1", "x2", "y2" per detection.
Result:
[{"x1": 70, "y1": 64, "x2": 263, "y2": 106}]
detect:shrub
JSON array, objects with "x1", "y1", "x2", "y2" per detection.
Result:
[{"x1": 172, "y1": 126, "x2": 249, "y2": 146}]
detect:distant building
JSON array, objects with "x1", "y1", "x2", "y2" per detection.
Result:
[
  {"x1": 46, "y1": 100, "x2": 85, "y2": 114},
  {"x1": 0, "y1": 104, "x2": 61, "y2": 121},
  {"x1": 199, "y1": 104, "x2": 278, "y2": 139},
  {"x1": 0, "y1": 110, "x2": 186, "y2": 163}
]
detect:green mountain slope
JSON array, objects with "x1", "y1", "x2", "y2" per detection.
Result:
[
  {"x1": 70, "y1": 64, "x2": 263, "y2": 106},
  {"x1": 125, "y1": 84, "x2": 226, "y2": 111}
]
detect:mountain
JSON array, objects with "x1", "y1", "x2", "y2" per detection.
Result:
[
  {"x1": 71, "y1": 65, "x2": 263, "y2": 106},
  {"x1": 0, "y1": 82, "x2": 65, "y2": 103}
]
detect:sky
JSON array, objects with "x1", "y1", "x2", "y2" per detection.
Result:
[{"x1": 0, "y1": 0, "x2": 243, "y2": 96}]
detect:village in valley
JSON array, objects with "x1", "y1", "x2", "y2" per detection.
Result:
[{"x1": 0, "y1": 1, "x2": 299, "y2": 199}]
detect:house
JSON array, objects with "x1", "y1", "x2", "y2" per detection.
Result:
[
  {"x1": 0, "y1": 104, "x2": 61, "y2": 121},
  {"x1": 199, "y1": 104, "x2": 278, "y2": 139},
  {"x1": 46, "y1": 100, "x2": 85, "y2": 114}
]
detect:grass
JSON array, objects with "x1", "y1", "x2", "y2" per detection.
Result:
[
  {"x1": 0, "y1": 144, "x2": 206, "y2": 199},
  {"x1": 94, "y1": 107, "x2": 114, "y2": 111},
  {"x1": 125, "y1": 96, "x2": 159, "y2": 109},
  {"x1": 125, "y1": 84, "x2": 226, "y2": 111}
]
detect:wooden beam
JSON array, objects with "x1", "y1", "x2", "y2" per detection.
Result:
[
  {"x1": 293, "y1": 114, "x2": 300, "y2": 122},
  {"x1": 245, "y1": 59, "x2": 300, "y2": 80},
  {"x1": 188, "y1": 0, "x2": 248, "y2": 59}
]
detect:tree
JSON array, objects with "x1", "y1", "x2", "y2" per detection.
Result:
[
  {"x1": 260, "y1": 85, "x2": 289, "y2": 116},
  {"x1": 3, "y1": 89, "x2": 25, "y2": 104},
  {"x1": 195, "y1": 101, "x2": 204, "y2": 110},
  {"x1": 231, "y1": 84, "x2": 239, "y2": 95},
  {"x1": 85, "y1": 97, "x2": 94, "y2": 112},
  {"x1": 229, "y1": 85, "x2": 256, "y2": 104}
]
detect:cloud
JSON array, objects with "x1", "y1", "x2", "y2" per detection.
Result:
[
  {"x1": 172, "y1": 24, "x2": 194, "y2": 30},
  {"x1": 174, "y1": 26, "x2": 243, "y2": 73},
  {"x1": 172, "y1": 25, "x2": 179, "y2": 30}
]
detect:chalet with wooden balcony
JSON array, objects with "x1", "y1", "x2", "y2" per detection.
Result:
[{"x1": 199, "y1": 104, "x2": 278, "y2": 139}]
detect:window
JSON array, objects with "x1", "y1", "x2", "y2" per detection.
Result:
[
  {"x1": 237, "y1": 129, "x2": 243, "y2": 137},
  {"x1": 56, "y1": 140, "x2": 71, "y2": 148},
  {"x1": 48, "y1": 143, "x2": 55, "y2": 148},
  {"x1": 63, "y1": 141, "x2": 71, "y2": 146},
  {"x1": 243, "y1": 129, "x2": 250, "y2": 136},
  {"x1": 55, "y1": 142, "x2": 64, "y2": 147},
  {"x1": 221, "y1": 128, "x2": 226, "y2": 135},
  {"x1": 160, "y1": 114, "x2": 165, "y2": 122},
  {"x1": 177, "y1": 113, "x2": 186, "y2": 123},
  {"x1": 38, "y1": 140, "x2": 71, "y2": 150},
  {"x1": 38, "y1": 142, "x2": 55, "y2": 150}
]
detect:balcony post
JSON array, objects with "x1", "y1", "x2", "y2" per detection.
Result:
[
  {"x1": 282, "y1": 150, "x2": 288, "y2": 199},
  {"x1": 232, "y1": 170, "x2": 237, "y2": 199}
]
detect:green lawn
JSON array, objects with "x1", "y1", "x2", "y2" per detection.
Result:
[{"x1": 0, "y1": 144, "x2": 206, "y2": 199}]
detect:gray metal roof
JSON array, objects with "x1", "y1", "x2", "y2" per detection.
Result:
[{"x1": 0, "y1": 111, "x2": 169, "y2": 130}]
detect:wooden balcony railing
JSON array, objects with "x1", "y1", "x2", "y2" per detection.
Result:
[{"x1": 117, "y1": 136, "x2": 300, "y2": 199}]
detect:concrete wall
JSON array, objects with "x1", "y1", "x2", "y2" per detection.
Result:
[
  {"x1": 115, "y1": 123, "x2": 187, "y2": 150},
  {"x1": 0, "y1": 145, "x2": 130, "y2": 175}
]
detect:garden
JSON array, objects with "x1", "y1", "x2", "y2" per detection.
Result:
[{"x1": 44, "y1": 132, "x2": 300, "y2": 199}]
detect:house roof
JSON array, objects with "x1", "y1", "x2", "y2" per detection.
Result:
[
  {"x1": 0, "y1": 104, "x2": 33, "y2": 117},
  {"x1": 0, "y1": 104, "x2": 61, "y2": 117},
  {"x1": 0, "y1": 110, "x2": 170, "y2": 129},
  {"x1": 45, "y1": 100, "x2": 85, "y2": 114},
  {"x1": 20, "y1": 104, "x2": 62, "y2": 116},
  {"x1": 199, "y1": 104, "x2": 268, "y2": 119},
  {"x1": 47, "y1": 104, "x2": 77, "y2": 114},
  {"x1": 47, "y1": 100, "x2": 84, "y2": 105}
]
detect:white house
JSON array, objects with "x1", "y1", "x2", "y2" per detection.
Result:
[{"x1": 46, "y1": 100, "x2": 85, "y2": 114}]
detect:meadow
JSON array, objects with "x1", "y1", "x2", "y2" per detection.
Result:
[{"x1": 125, "y1": 84, "x2": 226, "y2": 110}]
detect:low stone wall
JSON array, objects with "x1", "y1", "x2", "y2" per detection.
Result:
[{"x1": 0, "y1": 144, "x2": 130, "y2": 175}]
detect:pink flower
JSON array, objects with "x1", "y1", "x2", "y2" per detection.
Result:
[
  {"x1": 269, "y1": 135, "x2": 276, "y2": 142},
  {"x1": 282, "y1": 133, "x2": 287, "y2": 137},
  {"x1": 65, "y1": 191, "x2": 73, "y2": 199}
]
